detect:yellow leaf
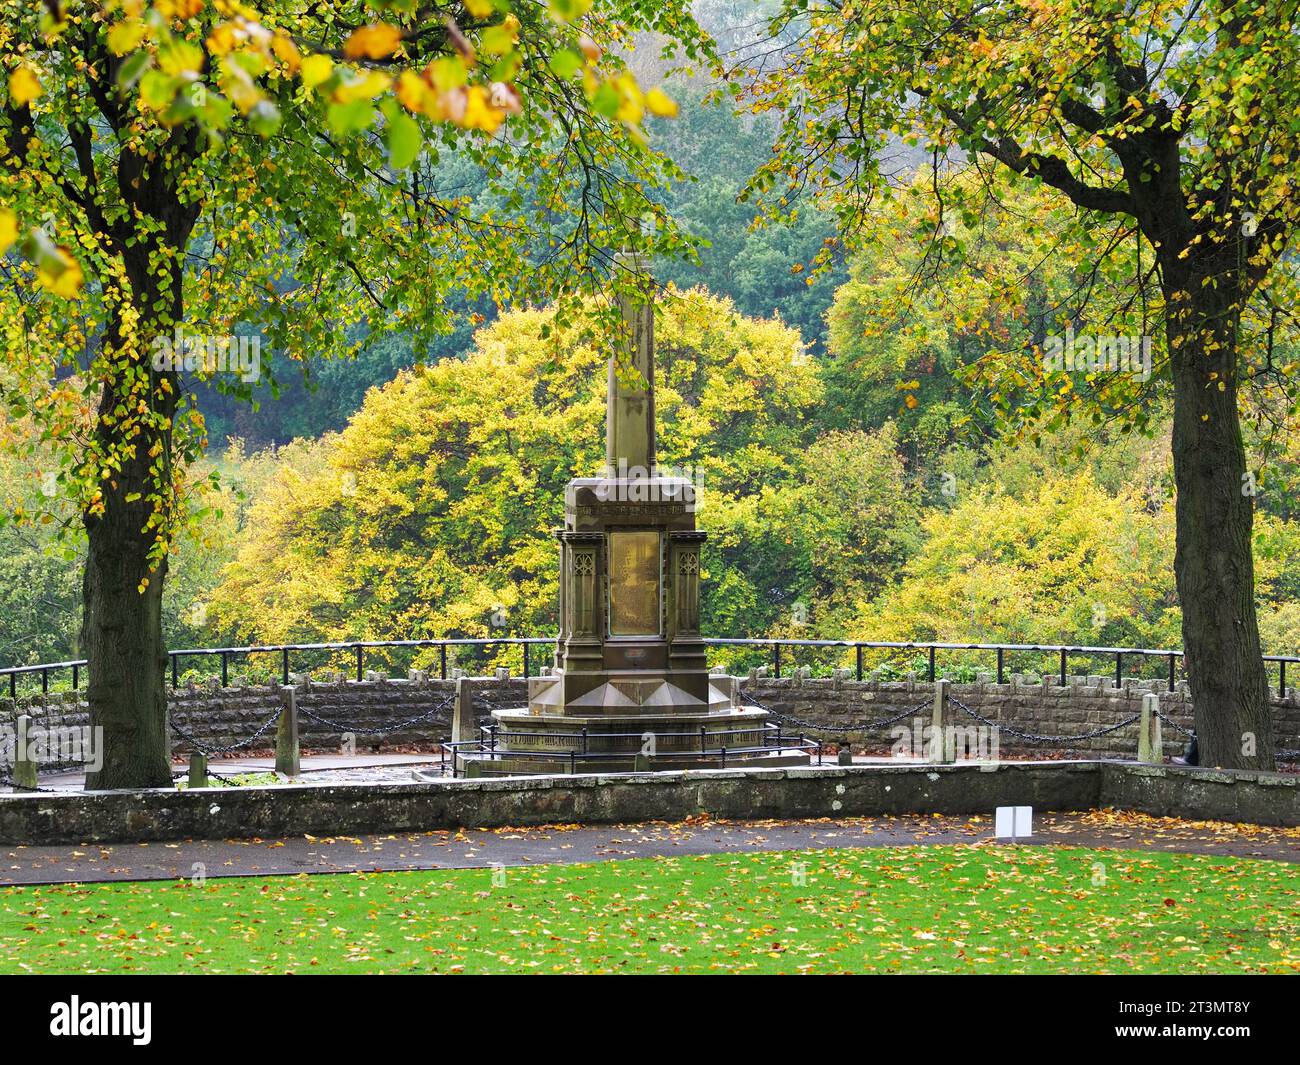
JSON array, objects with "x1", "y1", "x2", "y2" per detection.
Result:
[
  {"x1": 397, "y1": 69, "x2": 437, "y2": 115},
  {"x1": 206, "y1": 21, "x2": 239, "y2": 55},
  {"x1": 9, "y1": 65, "x2": 43, "y2": 106},
  {"x1": 462, "y1": 84, "x2": 503, "y2": 131},
  {"x1": 0, "y1": 209, "x2": 16, "y2": 254},
  {"x1": 644, "y1": 87, "x2": 678, "y2": 118},
  {"x1": 107, "y1": 21, "x2": 147, "y2": 55},
  {"x1": 299, "y1": 53, "x2": 333, "y2": 90},
  {"x1": 333, "y1": 70, "x2": 392, "y2": 104},
  {"x1": 158, "y1": 39, "x2": 205, "y2": 77},
  {"x1": 37, "y1": 246, "x2": 85, "y2": 298},
  {"x1": 464, "y1": 0, "x2": 494, "y2": 15},
  {"x1": 344, "y1": 24, "x2": 403, "y2": 60},
  {"x1": 271, "y1": 33, "x2": 301, "y2": 72}
]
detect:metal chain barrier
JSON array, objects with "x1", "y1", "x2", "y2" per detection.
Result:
[
  {"x1": 0, "y1": 759, "x2": 85, "y2": 793},
  {"x1": 1153, "y1": 706, "x2": 1196, "y2": 738},
  {"x1": 739, "y1": 688, "x2": 931, "y2": 733},
  {"x1": 170, "y1": 705, "x2": 283, "y2": 756},
  {"x1": 951, "y1": 696, "x2": 1141, "y2": 745},
  {"x1": 0, "y1": 775, "x2": 61, "y2": 793},
  {"x1": 295, "y1": 692, "x2": 456, "y2": 737}
]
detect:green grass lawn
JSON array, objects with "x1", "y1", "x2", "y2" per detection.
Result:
[{"x1": 2, "y1": 845, "x2": 1296, "y2": 973}]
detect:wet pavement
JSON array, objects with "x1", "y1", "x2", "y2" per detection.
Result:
[{"x1": 2, "y1": 810, "x2": 1296, "y2": 886}]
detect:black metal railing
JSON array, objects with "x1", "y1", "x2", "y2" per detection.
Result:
[{"x1": 1, "y1": 636, "x2": 1297, "y2": 699}]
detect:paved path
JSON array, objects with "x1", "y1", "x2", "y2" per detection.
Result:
[
  {"x1": 2, "y1": 811, "x2": 1296, "y2": 886},
  {"x1": 18, "y1": 753, "x2": 447, "y2": 793}
]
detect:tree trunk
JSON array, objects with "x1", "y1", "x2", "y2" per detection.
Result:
[
  {"x1": 1165, "y1": 273, "x2": 1274, "y2": 770},
  {"x1": 81, "y1": 471, "x2": 172, "y2": 790},
  {"x1": 81, "y1": 250, "x2": 188, "y2": 789}
]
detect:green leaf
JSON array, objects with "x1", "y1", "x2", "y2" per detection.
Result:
[
  {"x1": 116, "y1": 50, "x2": 152, "y2": 91},
  {"x1": 548, "y1": 49, "x2": 582, "y2": 78},
  {"x1": 327, "y1": 99, "x2": 375, "y2": 136},
  {"x1": 386, "y1": 110, "x2": 422, "y2": 169},
  {"x1": 249, "y1": 99, "x2": 282, "y2": 137},
  {"x1": 139, "y1": 69, "x2": 179, "y2": 110}
]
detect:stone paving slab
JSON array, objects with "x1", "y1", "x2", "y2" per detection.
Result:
[
  {"x1": 14, "y1": 753, "x2": 448, "y2": 793},
  {"x1": 2, "y1": 810, "x2": 1295, "y2": 886}
]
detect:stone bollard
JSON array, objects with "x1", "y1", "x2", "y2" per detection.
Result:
[
  {"x1": 1137, "y1": 692, "x2": 1163, "y2": 763},
  {"x1": 495, "y1": 667, "x2": 510, "y2": 681},
  {"x1": 276, "y1": 686, "x2": 301, "y2": 776},
  {"x1": 12, "y1": 714, "x2": 38, "y2": 790},
  {"x1": 930, "y1": 680, "x2": 953, "y2": 764},
  {"x1": 452, "y1": 676, "x2": 476, "y2": 745},
  {"x1": 836, "y1": 740, "x2": 852, "y2": 766},
  {"x1": 188, "y1": 751, "x2": 209, "y2": 789}
]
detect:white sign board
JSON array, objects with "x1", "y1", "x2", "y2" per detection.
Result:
[{"x1": 995, "y1": 805, "x2": 1033, "y2": 840}]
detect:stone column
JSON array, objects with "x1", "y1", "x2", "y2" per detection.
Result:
[
  {"x1": 671, "y1": 536, "x2": 702, "y2": 635},
  {"x1": 12, "y1": 714, "x2": 38, "y2": 790},
  {"x1": 668, "y1": 531, "x2": 707, "y2": 674},
  {"x1": 554, "y1": 527, "x2": 568, "y2": 670},
  {"x1": 1138, "y1": 692, "x2": 1163, "y2": 763},
  {"x1": 452, "y1": 676, "x2": 476, "y2": 745},
  {"x1": 606, "y1": 251, "x2": 655, "y2": 474},
  {"x1": 930, "y1": 680, "x2": 953, "y2": 764},
  {"x1": 275, "y1": 686, "x2": 300, "y2": 776},
  {"x1": 559, "y1": 531, "x2": 604, "y2": 672},
  {"x1": 188, "y1": 752, "x2": 209, "y2": 789}
]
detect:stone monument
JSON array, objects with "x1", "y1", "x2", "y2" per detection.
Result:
[{"x1": 455, "y1": 254, "x2": 810, "y2": 775}]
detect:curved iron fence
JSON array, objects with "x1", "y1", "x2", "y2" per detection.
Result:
[{"x1": 2, "y1": 636, "x2": 1297, "y2": 698}]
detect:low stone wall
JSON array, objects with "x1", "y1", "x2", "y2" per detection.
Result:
[
  {"x1": 0, "y1": 674, "x2": 521, "y2": 758},
  {"x1": 2, "y1": 671, "x2": 1298, "y2": 763},
  {"x1": 740, "y1": 674, "x2": 1300, "y2": 758},
  {"x1": 0, "y1": 761, "x2": 1295, "y2": 844},
  {"x1": 1100, "y1": 762, "x2": 1300, "y2": 825}
]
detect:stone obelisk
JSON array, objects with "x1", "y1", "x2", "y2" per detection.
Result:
[{"x1": 606, "y1": 251, "x2": 655, "y2": 478}]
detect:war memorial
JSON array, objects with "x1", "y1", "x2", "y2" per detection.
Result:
[{"x1": 454, "y1": 254, "x2": 810, "y2": 776}]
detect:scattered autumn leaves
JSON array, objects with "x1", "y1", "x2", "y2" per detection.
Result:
[{"x1": 1, "y1": 842, "x2": 1295, "y2": 974}]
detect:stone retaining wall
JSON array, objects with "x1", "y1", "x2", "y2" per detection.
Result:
[
  {"x1": 0, "y1": 761, "x2": 1295, "y2": 844},
  {"x1": 741, "y1": 673, "x2": 1300, "y2": 758},
  {"x1": 2, "y1": 671, "x2": 1298, "y2": 764}
]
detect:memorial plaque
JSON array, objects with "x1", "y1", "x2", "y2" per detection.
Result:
[{"x1": 608, "y1": 530, "x2": 660, "y2": 636}]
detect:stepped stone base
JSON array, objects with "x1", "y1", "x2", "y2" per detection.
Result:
[{"x1": 453, "y1": 671, "x2": 812, "y2": 776}]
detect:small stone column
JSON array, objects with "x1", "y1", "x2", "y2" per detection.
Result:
[
  {"x1": 276, "y1": 686, "x2": 300, "y2": 776},
  {"x1": 1138, "y1": 692, "x2": 1163, "y2": 763},
  {"x1": 930, "y1": 680, "x2": 953, "y2": 764},
  {"x1": 557, "y1": 530, "x2": 605, "y2": 673},
  {"x1": 452, "y1": 676, "x2": 477, "y2": 745},
  {"x1": 12, "y1": 714, "x2": 38, "y2": 790}
]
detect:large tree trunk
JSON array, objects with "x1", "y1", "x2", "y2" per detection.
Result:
[
  {"x1": 1165, "y1": 272, "x2": 1274, "y2": 770},
  {"x1": 81, "y1": 225, "x2": 190, "y2": 789},
  {"x1": 81, "y1": 465, "x2": 172, "y2": 790}
]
